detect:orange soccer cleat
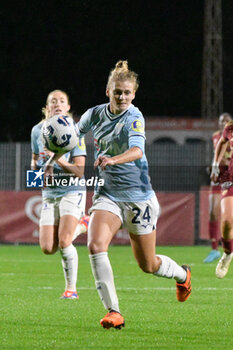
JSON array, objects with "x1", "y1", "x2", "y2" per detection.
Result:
[
  {"x1": 100, "y1": 311, "x2": 125, "y2": 330},
  {"x1": 60, "y1": 290, "x2": 79, "y2": 299},
  {"x1": 176, "y1": 265, "x2": 192, "y2": 302}
]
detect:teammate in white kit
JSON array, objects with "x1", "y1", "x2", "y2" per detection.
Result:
[
  {"x1": 77, "y1": 61, "x2": 192, "y2": 329},
  {"x1": 31, "y1": 89, "x2": 89, "y2": 299}
]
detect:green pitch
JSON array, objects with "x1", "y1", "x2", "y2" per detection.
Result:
[{"x1": 0, "y1": 245, "x2": 232, "y2": 350}]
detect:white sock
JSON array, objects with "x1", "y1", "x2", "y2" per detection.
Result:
[
  {"x1": 60, "y1": 244, "x2": 78, "y2": 291},
  {"x1": 154, "y1": 255, "x2": 186, "y2": 282},
  {"x1": 89, "y1": 252, "x2": 120, "y2": 312}
]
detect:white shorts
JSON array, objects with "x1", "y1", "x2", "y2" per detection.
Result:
[
  {"x1": 89, "y1": 194, "x2": 160, "y2": 235},
  {"x1": 40, "y1": 192, "x2": 86, "y2": 226}
]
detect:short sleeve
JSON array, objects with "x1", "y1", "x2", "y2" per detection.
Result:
[
  {"x1": 127, "y1": 117, "x2": 145, "y2": 138},
  {"x1": 128, "y1": 135, "x2": 145, "y2": 152},
  {"x1": 77, "y1": 108, "x2": 93, "y2": 137},
  {"x1": 31, "y1": 125, "x2": 39, "y2": 154}
]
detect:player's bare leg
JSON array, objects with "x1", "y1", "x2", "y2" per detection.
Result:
[
  {"x1": 216, "y1": 197, "x2": 233, "y2": 278},
  {"x1": 129, "y1": 230, "x2": 191, "y2": 302},
  {"x1": 39, "y1": 225, "x2": 59, "y2": 254}
]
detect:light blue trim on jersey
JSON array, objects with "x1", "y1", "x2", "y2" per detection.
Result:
[
  {"x1": 31, "y1": 122, "x2": 87, "y2": 198},
  {"x1": 129, "y1": 135, "x2": 145, "y2": 153},
  {"x1": 78, "y1": 103, "x2": 155, "y2": 202}
]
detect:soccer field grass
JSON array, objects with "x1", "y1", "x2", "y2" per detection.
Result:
[{"x1": 0, "y1": 245, "x2": 232, "y2": 350}]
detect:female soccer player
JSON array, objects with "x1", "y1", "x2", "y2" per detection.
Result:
[
  {"x1": 204, "y1": 113, "x2": 232, "y2": 263},
  {"x1": 211, "y1": 114, "x2": 233, "y2": 278},
  {"x1": 31, "y1": 89, "x2": 89, "y2": 299},
  {"x1": 77, "y1": 60, "x2": 192, "y2": 329}
]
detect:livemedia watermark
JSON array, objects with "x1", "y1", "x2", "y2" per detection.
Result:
[{"x1": 26, "y1": 169, "x2": 104, "y2": 189}]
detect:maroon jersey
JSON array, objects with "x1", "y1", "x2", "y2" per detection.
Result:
[
  {"x1": 222, "y1": 122, "x2": 233, "y2": 181},
  {"x1": 212, "y1": 129, "x2": 231, "y2": 183}
]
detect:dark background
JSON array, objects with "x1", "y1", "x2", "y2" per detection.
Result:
[{"x1": 1, "y1": 0, "x2": 232, "y2": 141}]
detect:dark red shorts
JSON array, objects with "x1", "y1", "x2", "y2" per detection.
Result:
[{"x1": 221, "y1": 186, "x2": 233, "y2": 199}]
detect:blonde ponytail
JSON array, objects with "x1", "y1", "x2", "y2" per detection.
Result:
[{"x1": 107, "y1": 60, "x2": 139, "y2": 91}]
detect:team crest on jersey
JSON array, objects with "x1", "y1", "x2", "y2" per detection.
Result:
[
  {"x1": 131, "y1": 120, "x2": 144, "y2": 133},
  {"x1": 77, "y1": 137, "x2": 86, "y2": 151}
]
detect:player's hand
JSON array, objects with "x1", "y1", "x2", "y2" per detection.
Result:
[
  {"x1": 94, "y1": 156, "x2": 115, "y2": 170},
  {"x1": 43, "y1": 164, "x2": 53, "y2": 186},
  {"x1": 210, "y1": 162, "x2": 220, "y2": 183},
  {"x1": 44, "y1": 148, "x2": 63, "y2": 163},
  {"x1": 44, "y1": 148, "x2": 55, "y2": 159},
  {"x1": 44, "y1": 164, "x2": 53, "y2": 177},
  {"x1": 43, "y1": 152, "x2": 55, "y2": 185}
]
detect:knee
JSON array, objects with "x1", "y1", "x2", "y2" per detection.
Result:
[
  {"x1": 88, "y1": 240, "x2": 106, "y2": 255},
  {"x1": 222, "y1": 220, "x2": 233, "y2": 236},
  {"x1": 59, "y1": 232, "x2": 73, "y2": 249},
  {"x1": 138, "y1": 256, "x2": 161, "y2": 274},
  {"x1": 41, "y1": 245, "x2": 57, "y2": 255},
  {"x1": 40, "y1": 240, "x2": 58, "y2": 255},
  {"x1": 59, "y1": 237, "x2": 69, "y2": 249},
  {"x1": 138, "y1": 263, "x2": 155, "y2": 274},
  {"x1": 139, "y1": 265, "x2": 153, "y2": 274}
]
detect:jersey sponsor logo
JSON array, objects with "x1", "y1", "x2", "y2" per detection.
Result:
[
  {"x1": 99, "y1": 138, "x2": 128, "y2": 155},
  {"x1": 26, "y1": 169, "x2": 44, "y2": 188},
  {"x1": 131, "y1": 120, "x2": 144, "y2": 133}
]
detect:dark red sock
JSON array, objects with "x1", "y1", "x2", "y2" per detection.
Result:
[
  {"x1": 222, "y1": 238, "x2": 233, "y2": 254},
  {"x1": 209, "y1": 221, "x2": 219, "y2": 250}
]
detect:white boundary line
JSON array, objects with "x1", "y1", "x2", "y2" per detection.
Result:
[{"x1": 20, "y1": 286, "x2": 233, "y2": 291}]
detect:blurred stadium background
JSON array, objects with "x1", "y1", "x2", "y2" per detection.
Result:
[{"x1": 1, "y1": 0, "x2": 232, "y2": 247}]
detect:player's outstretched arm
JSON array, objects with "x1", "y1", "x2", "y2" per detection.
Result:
[
  {"x1": 94, "y1": 146, "x2": 143, "y2": 170},
  {"x1": 56, "y1": 155, "x2": 85, "y2": 178}
]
